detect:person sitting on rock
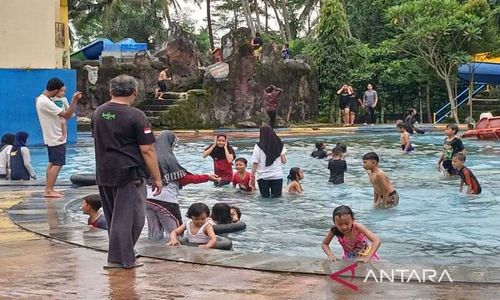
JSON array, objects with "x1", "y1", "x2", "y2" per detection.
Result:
[
  {"x1": 156, "y1": 67, "x2": 171, "y2": 100},
  {"x1": 251, "y1": 32, "x2": 263, "y2": 61}
]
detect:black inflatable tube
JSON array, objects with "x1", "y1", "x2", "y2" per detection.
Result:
[
  {"x1": 213, "y1": 222, "x2": 247, "y2": 235},
  {"x1": 179, "y1": 236, "x2": 233, "y2": 250},
  {"x1": 70, "y1": 173, "x2": 97, "y2": 186}
]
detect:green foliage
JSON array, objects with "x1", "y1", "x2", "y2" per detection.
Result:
[{"x1": 309, "y1": 0, "x2": 350, "y2": 121}]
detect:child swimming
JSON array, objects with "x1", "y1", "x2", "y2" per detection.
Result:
[
  {"x1": 230, "y1": 206, "x2": 242, "y2": 223},
  {"x1": 210, "y1": 203, "x2": 232, "y2": 225},
  {"x1": 397, "y1": 122, "x2": 414, "y2": 154},
  {"x1": 286, "y1": 167, "x2": 304, "y2": 194},
  {"x1": 328, "y1": 147, "x2": 347, "y2": 184},
  {"x1": 321, "y1": 205, "x2": 381, "y2": 262},
  {"x1": 363, "y1": 152, "x2": 399, "y2": 208},
  {"x1": 168, "y1": 203, "x2": 217, "y2": 249},
  {"x1": 231, "y1": 157, "x2": 255, "y2": 192},
  {"x1": 311, "y1": 142, "x2": 328, "y2": 159},
  {"x1": 437, "y1": 124, "x2": 465, "y2": 176},
  {"x1": 452, "y1": 153, "x2": 482, "y2": 195}
]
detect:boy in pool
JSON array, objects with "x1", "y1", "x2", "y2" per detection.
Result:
[
  {"x1": 82, "y1": 194, "x2": 108, "y2": 230},
  {"x1": 452, "y1": 153, "x2": 482, "y2": 195},
  {"x1": 397, "y1": 123, "x2": 414, "y2": 154},
  {"x1": 231, "y1": 157, "x2": 255, "y2": 191},
  {"x1": 362, "y1": 152, "x2": 399, "y2": 208},
  {"x1": 437, "y1": 124, "x2": 465, "y2": 176},
  {"x1": 328, "y1": 147, "x2": 347, "y2": 184}
]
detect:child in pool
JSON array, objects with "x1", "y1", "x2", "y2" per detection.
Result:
[
  {"x1": 322, "y1": 205, "x2": 381, "y2": 262},
  {"x1": 437, "y1": 124, "x2": 465, "y2": 176},
  {"x1": 397, "y1": 123, "x2": 414, "y2": 154},
  {"x1": 168, "y1": 203, "x2": 217, "y2": 249},
  {"x1": 82, "y1": 194, "x2": 108, "y2": 230},
  {"x1": 311, "y1": 142, "x2": 328, "y2": 159},
  {"x1": 363, "y1": 152, "x2": 399, "y2": 208},
  {"x1": 231, "y1": 157, "x2": 255, "y2": 191},
  {"x1": 452, "y1": 153, "x2": 482, "y2": 195},
  {"x1": 286, "y1": 167, "x2": 304, "y2": 194},
  {"x1": 230, "y1": 206, "x2": 241, "y2": 223},
  {"x1": 210, "y1": 203, "x2": 232, "y2": 225},
  {"x1": 328, "y1": 147, "x2": 347, "y2": 184}
]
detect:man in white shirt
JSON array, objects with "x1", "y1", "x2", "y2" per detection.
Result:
[{"x1": 35, "y1": 78, "x2": 81, "y2": 198}]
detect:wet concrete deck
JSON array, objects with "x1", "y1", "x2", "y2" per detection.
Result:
[{"x1": 1, "y1": 186, "x2": 500, "y2": 298}]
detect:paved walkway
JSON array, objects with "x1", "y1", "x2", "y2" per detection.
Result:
[{"x1": 2, "y1": 186, "x2": 500, "y2": 299}]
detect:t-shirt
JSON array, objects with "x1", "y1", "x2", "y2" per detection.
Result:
[
  {"x1": 252, "y1": 36, "x2": 263, "y2": 49},
  {"x1": 213, "y1": 158, "x2": 233, "y2": 182},
  {"x1": 35, "y1": 94, "x2": 64, "y2": 146},
  {"x1": 363, "y1": 90, "x2": 378, "y2": 106},
  {"x1": 311, "y1": 150, "x2": 327, "y2": 159},
  {"x1": 91, "y1": 102, "x2": 155, "y2": 187},
  {"x1": 88, "y1": 214, "x2": 108, "y2": 230},
  {"x1": 442, "y1": 137, "x2": 465, "y2": 161},
  {"x1": 232, "y1": 171, "x2": 252, "y2": 191},
  {"x1": 264, "y1": 89, "x2": 282, "y2": 111},
  {"x1": 252, "y1": 145, "x2": 287, "y2": 180},
  {"x1": 0, "y1": 145, "x2": 12, "y2": 176},
  {"x1": 328, "y1": 159, "x2": 347, "y2": 184},
  {"x1": 458, "y1": 166, "x2": 481, "y2": 194}
]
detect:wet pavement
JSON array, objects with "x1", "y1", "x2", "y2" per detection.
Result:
[{"x1": 1, "y1": 188, "x2": 500, "y2": 299}]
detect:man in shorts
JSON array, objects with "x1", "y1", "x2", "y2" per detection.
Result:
[
  {"x1": 36, "y1": 78, "x2": 81, "y2": 198},
  {"x1": 92, "y1": 75, "x2": 162, "y2": 269}
]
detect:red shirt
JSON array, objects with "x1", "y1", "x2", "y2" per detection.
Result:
[
  {"x1": 213, "y1": 158, "x2": 233, "y2": 181},
  {"x1": 232, "y1": 171, "x2": 252, "y2": 191},
  {"x1": 178, "y1": 173, "x2": 209, "y2": 187},
  {"x1": 264, "y1": 89, "x2": 282, "y2": 111},
  {"x1": 458, "y1": 166, "x2": 482, "y2": 194}
]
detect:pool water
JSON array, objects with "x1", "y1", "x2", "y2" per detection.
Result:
[{"x1": 34, "y1": 132, "x2": 500, "y2": 267}]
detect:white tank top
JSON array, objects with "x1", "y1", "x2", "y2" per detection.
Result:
[{"x1": 185, "y1": 220, "x2": 210, "y2": 244}]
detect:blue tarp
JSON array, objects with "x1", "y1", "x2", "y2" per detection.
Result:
[{"x1": 458, "y1": 62, "x2": 500, "y2": 84}]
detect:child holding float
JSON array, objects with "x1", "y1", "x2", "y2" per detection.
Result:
[
  {"x1": 168, "y1": 203, "x2": 217, "y2": 249},
  {"x1": 322, "y1": 205, "x2": 381, "y2": 262}
]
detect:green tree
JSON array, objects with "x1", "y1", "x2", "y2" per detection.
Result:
[
  {"x1": 308, "y1": 0, "x2": 350, "y2": 122},
  {"x1": 387, "y1": 0, "x2": 498, "y2": 123}
]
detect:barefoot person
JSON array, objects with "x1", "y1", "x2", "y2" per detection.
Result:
[
  {"x1": 91, "y1": 75, "x2": 162, "y2": 269},
  {"x1": 362, "y1": 152, "x2": 399, "y2": 208},
  {"x1": 35, "y1": 78, "x2": 81, "y2": 198}
]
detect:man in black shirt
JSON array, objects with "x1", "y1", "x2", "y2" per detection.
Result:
[{"x1": 91, "y1": 75, "x2": 162, "y2": 269}]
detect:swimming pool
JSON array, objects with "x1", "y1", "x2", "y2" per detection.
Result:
[{"x1": 35, "y1": 131, "x2": 500, "y2": 267}]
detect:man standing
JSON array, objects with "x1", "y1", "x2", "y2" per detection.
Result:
[
  {"x1": 91, "y1": 75, "x2": 162, "y2": 269},
  {"x1": 36, "y1": 78, "x2": 81, "y2": 198},
  {"x1": 264, "y1": 85, "x2": 283, "y2": 128},
  {"x1": 363, "y1": 84, "x2": 378, "y2": 125}
]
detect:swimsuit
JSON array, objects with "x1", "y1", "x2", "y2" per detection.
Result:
[
  {"x1": 185, "y1": 220, "x2": 210, "y2": 244},
  {"x1": 332, "y1": 223, "x2": 380, "y2": 260},
  {"x1": 375, "y1": 190, "x2": 399, "y2": 207}
]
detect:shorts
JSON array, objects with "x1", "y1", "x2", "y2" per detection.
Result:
[
  {"x1": 442, "y1": 160, "x2": 456, "y2": 175},
  {"x1": 47, "y1": 143, "x2": 66, "y2": 166},
  {"x1": 375, "y1": 190, "x2": 399, "y2": 207},
  {"x1": 157, "y1": 80, "x2": 168, "y2": 92},
  {"x1": 339, "y1": 100, "x2": 350, "y2": 110}
]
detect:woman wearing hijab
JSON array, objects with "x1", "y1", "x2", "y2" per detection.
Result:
[
  {"x1": 202, "y1": 134, "x2": 236, "y2": 186},
  {"x1": 250, "y1": 125, "x2": 287, "y2": 198},
  {"x1": 9, "y1": 132, "x2": 36, "y2": 180},
  {"x1": 0, "y1": 134, "x2": 15, "y2": 179},
  {"x1": 146, "y1": 130, "x2": 220, "y2": 241}
]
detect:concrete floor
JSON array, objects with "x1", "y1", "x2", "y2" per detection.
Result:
[{"x1": 1, "y1": 190, "x2": 500, "y2": 299}]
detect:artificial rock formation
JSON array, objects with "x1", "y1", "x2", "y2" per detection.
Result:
[{"x1": 203, "y1": 27, "x2": 318, "y2": 126}]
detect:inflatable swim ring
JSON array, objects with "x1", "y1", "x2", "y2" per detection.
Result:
[
  {"x1": 70, "y1": 173, "x2": 97, "y2": 186},
  {"x1": 178, "y1": 236, "x2": 232, "y2": 250},
  {"x1": 213, "y1": 222, "x2": 247, "y2": 235}
]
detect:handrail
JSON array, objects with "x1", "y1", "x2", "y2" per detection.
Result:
[{"x1": 435, "y1": 84, "x2": 486, "y2": 123}]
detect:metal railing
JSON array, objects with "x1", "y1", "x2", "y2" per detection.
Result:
[{"x1": 433, "y1": 84, "x2": 486, "y2": 123}]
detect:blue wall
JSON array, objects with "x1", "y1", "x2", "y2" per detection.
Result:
[{"x1": 0, "y1": 69, "x2": 77, "y2": 146}]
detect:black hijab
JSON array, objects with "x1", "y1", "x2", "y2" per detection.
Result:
[
  {"x1": 257, "y1": 125, "x2": 284, "y2": 166},
  {"x1": 206, "y1": 134, "x2": 236, "y2": 160},
  {"x1": 0, "y1": 133, "x2": 15, "y2": 151},
  {"x1": 12, "y1": 132, "x2": 28, "y2": 151},
  {"x1": 155, "y1": 130, "x2": 186, "y2": 183}
]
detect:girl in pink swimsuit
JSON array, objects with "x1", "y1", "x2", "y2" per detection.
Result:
[{"x1": 321, "y1": 205, "x2": 381, "y2": 262}]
